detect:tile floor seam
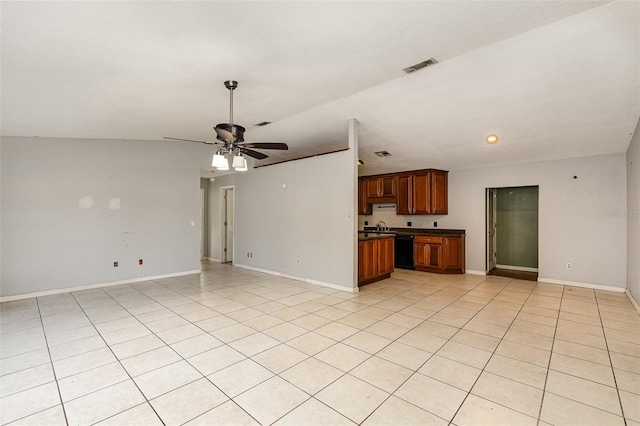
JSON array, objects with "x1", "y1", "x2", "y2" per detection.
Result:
[
  {"x1": 359, "y1": 276, "x2": 533, "y2": 424},
  {"x1": 34, "y1": 296, "x2": 70, "y2": 426},
  {"x1": 594, "y1": 289, "x2": 629, "y2": 422},
  {"x1": 67, "y1": 289, "x2": 167, "y2": 424},
  {"x1": 444, "y1": 279, "x2": 542, "y2": 424},
  {"x1": 534, "y1": 285, "x2": 566, "y2": 425}
]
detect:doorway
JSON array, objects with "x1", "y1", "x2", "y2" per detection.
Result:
[
  {"x1": 486, "y1": 186, "x2": 539, "y2": 281},
  {"x1": 221, "y1": 186, "x2": 235, "y2": 263}
]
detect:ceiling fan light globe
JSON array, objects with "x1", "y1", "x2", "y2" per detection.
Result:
[
  {"x1": 232, "y1": 154, "x2": 245, "y2": 168},
  {"x1": 215, "y1": 157, "x2": 230, "y2": 171},
  {"x1": 212, "y1": 153, "x2": 227, "y2": 168},
  {"x1": 235, "y1": 157, "x2": 248, "y2": 172}
]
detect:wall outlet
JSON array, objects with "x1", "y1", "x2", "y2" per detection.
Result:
[
  {"x1": 407, "y1": 221, "x2": 412, "y2": 227},
  {"x1": 567, "y1": 263, "x2": 572, "y2": 269},
  {"x1": 434, "y1": 222, "x2": 438, "y2": 227},
  {"x1": 113, "y1": 261, "x2": 118, "y2": 267},
  {"x1": 364, "y1": 221, "x2": 368, "y2": 225},
  {"x1": 296, "y1": 259, "x2": 301, "y2": 264},
  {"x1": 138, "y1": 259, "x2": 143, "y2": 265}
]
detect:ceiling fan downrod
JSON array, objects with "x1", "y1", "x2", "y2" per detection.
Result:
[{"x1": 224, "y1": 80, "x2": 238, "y2": 125}]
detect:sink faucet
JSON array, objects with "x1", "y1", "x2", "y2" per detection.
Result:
[{"x1": 376, "y1": 221, "x2": 387, "y2": 231}]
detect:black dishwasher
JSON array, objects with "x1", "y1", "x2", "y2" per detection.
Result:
[{"x1": 395, "y1": 234, "x2": 414, "y2": 269}]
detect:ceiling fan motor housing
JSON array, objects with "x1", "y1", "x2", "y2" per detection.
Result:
[{"x1": 215, "y1": 123, "x2": 246, "y2": 143}]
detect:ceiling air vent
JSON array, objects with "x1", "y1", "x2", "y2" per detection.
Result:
[
  {"x1": 254, "y1": 121, "x2": 272, "y2": 127},
  {"x1": 374, "y1": 151, "x2": 392, "y2": 157},
  {"x1": 403, "y1": 57, "x2": 438, "y2": 74}
]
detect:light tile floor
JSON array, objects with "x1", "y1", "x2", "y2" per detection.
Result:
[{"x1": 1, "y1": 262, "x2": 639, "y2": 425}]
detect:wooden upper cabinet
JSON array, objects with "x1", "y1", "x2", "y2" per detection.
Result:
[
  {"x1": 365, "y1": 178, "x2": 381, "y2": 199},
  {"x1": 364, "y1": 176, "x2": 396, "y2": 202},
  {"x1": 430, "y1": 171, "x2": 448, "y2": 215},
  {"x1": 412, "y1": 172, "x2": 432, "y2": 215},
  {"x1": 396, "y1": 174, "x2": 412, "y2": 214},
  {"x1": 360, "y1": 168, "x2": 448, "y2": 215},
  {"x1": 380, "y1": 176, "x2": 396, "y2": 197},
  {"x1": 358, "y1": 178, "x2": 372, "y2": 215}
]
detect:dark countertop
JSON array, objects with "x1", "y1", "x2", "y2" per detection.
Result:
[
  {"x1": 358, "y1": 232, "x2": 396, "y2": 241},
  {"x1": 362, "y1": 227, "x2": 465, "y2": 236}
]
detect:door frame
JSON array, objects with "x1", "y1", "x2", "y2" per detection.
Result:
[
  {"x1": 486, "y1": 188, "x2": 497, "y2": 272},
  {"x1": 219, "y1": 185, "x2": 235, "y2": 263}
]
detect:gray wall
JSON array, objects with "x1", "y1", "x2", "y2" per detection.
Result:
[
  {"x1": 496, "y1": 186, "x2": 539, "y2": 269},
  {"x1": 1, "y1": 136, "x2": 210, "y2": 297},
  {"x1": 627, "y1": 118, "x2": 640, "y2": 304},
  {"x1": 208, "y1": 148, "x2": 357, "y2": 291}
]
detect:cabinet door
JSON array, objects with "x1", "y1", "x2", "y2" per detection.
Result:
[
  {"x1": 413, "y1": 172, "x2": 431, "y2": 214},
  {"x1": 396, "y1": 174, "x2": 413, "y2": 214},
  {"x1": 358, "y1": 178, "x2": 372, "y2": 215},
  {"x1": 361, "y1": 239, "x2": 378, "y2": 281},
  {"x1": 381, "y1": 176, "x2": 396, "y2": 197},
  {"x1": 378, "y1": 238, "x2": 395, "y2": 275},
  {"x1": 425, "y1": 243, "x2": 443, "y2": 270},
  {"x1": 443, "y1": 236, "x2": 464, "y2": 273},
  {"x1": 430, "y1": 171, "x2": 448, "y2": 214},
  {"x1": 414, "y1": 242, "x2": 427, "y2": 267},
  {"x1": 365, "y1": 178, "x2": 382, "y2": 198}
]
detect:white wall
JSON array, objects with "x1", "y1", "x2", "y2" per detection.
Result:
[
  {"x1": 208, "y1": 147, "x2": 357, "y2": 291},
  {"x1": 627, "y1": 119, "x2": 640, "y2": 304},
  {"x1": 360, "y1": 154, "x2": 627, "y2": 288},
  {"x1": 1, "y1": 136, "x2": 210, "y2": 297}
]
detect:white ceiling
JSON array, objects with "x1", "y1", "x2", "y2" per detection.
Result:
[{"x1": 2, "y1": 1, "x2": 639, "y2": 176}]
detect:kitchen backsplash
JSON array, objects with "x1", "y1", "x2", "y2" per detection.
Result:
[{"x1": 358, "y1": 203, "x2": 447, "y2": 229}]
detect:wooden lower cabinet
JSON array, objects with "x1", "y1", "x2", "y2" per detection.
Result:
[
  {"x1": 358, "y1": 237, "x2": 394, "y2": 285},
  {"x1": 414, "y1": 235, "x2": 465, "y2": 274}
]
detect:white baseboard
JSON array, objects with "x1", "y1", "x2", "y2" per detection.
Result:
[
  {"x1": 203, "y1": 257, "x2": 221, "y2": 262},
  {"x1": 234, "y1": 263, "x2": 358, "y2": 293},
  {"x1": 537, "y1": 277, "x2": 625, "y2": 293},
  {"x1": 496, "y1": 264, "x2": 539, "y2": 272},
  {"x1": 465, "y1": 270, "x2": 487, "y2": 276},
  {"x1": 0, "y1": 270, "x2": 201, "y2": 303},
  {"x1": 626, "y1": 290, "x2": 640, "y2": 314}
]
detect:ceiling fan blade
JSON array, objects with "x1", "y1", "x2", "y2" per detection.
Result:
[
  {"x1": 164, "y1": 137, "x2": 217, "y2": 145},
  {"x1": 239, "y1": 142, "x2": 289, "y2": 150},
  {"x1": 241, "y1": 148, "x2": 269, "y2": 160}
]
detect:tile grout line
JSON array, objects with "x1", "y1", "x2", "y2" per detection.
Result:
[
  {"x1": 534, "y1": 285, "x2": 566, "y2": 426},
  {"x1": 443, "y1": 278, "x2": 544, "y2": 425},
  {"x1": 593, "y1": 290, "x2": 628, "y2": 424},
  {"x1": 357, "y1": 276, "x2": 536, "y2": 424},
  {"x1": 66, "y1": 289, "x2": 168, "y2": 426},
  {"x1": 33, "y1": 296, "x2": 70, "y2": 426}
]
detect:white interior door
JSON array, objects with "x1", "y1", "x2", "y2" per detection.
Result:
[
  {"x1": 224, "y1": 188, "x2": 234, "y2": 263},
  {"x1": 487, "y1": 188, "x2": 497, "y2": 271}
]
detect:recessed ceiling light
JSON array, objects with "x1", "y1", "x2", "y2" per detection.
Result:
[
  {"x1": 485, "y1": 134, "x2": 499, "y2": 144},
  {"x1": 374, "y1": 151, "x2": 392, "y2": 157},
  {"x1": 357, "y1": 159, "x2": 364, "y2": 166}
]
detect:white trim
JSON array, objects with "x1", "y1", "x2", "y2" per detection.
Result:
[
  {"x1": 465, "y1": 270, "x2": 487, "y2": 276},
  {"x1": 234, "y1": 263, "x2": 358, "y2": 293},
  {"x1": 0, "y1": 270, "x2": 201, "y2": 303},
  {"x1": 205, "y1": 257, "x2": 221, "y2": 262},
  {"x1": 537, "y1": 277, "x2": 625, "y2": 293},
  {"x1": 496, "y1": 264, "x2": 539, "y2": 272},
  {"x1": 626, "y1": 290, "x2": 640, "y2": 314}
]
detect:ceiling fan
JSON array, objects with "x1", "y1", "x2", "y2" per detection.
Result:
[{"x1": 164, "y1": 80, "x2": 288, "y2": 170}]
